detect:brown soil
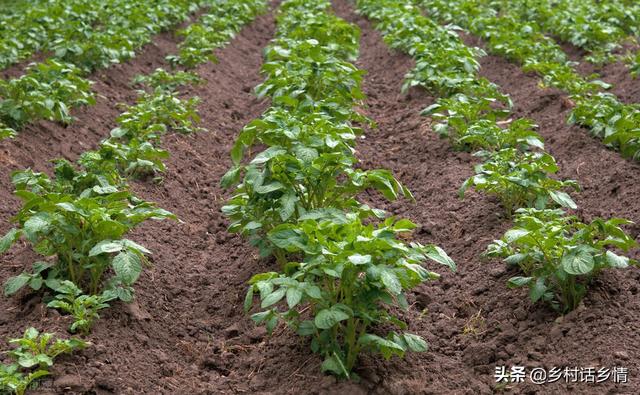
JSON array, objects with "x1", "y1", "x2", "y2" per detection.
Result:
[
  {"x1": 559, "y1": 42, "x2": 640, "y2": 106},
  {"x1": 0, "y1": 0, "x2": 639, "y2": 394}
]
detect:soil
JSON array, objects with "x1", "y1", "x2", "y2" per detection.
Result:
[
  {"x1": 558, "y1": 41, "x2": 640, "y2": 106},
  {"x1": 1, "y1": 0, "x2": 639, "y2": 394}
]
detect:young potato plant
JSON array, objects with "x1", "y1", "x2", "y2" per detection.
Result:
[
  {"x1": 0, "y1": 60, "x2": 94, "y2": 130},
  {"x1": 245, "y1": 211, "x2": 455, "y2": 378},
  {"x1": 222, "y1": 108, "x2": 412, "y2": 261},
  {"x1": 168, "y1": 0, "x2": 267, "y2": 68},
  {"x1": 502, "y1": 0, "x2": 625, "y2": 64},
  {"x1": 460, "y1": 148, "x2": 578, "y2": 215},
  {"x1": 132, "y1": 68, "x2": 202, "y2": 93},
  {"x1": 1, "y1": 160, "x2": 175, "y2": 302},
  {"x1": 46, "y1": 280, "x2": 114, "y2": 335},
  {"x1": 255, "y1": 38, "x2": 366, "y2": 122},
  {"x1": 0, "y1": 327, "x2": 86, "y2": 395},
  {"x1": 80, "y1": 89, "x2": 202, "y2": 180},
  {"x1": 486, "y1": 208, "x2": 638, "y2": 312}
]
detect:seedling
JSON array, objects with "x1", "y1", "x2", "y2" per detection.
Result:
[
  {"x1": 0, "y1": 328, "x2": 86, "y2": 395},
  {"x1": 486, "y1": 208, "x2": 638, "y2": 312}
]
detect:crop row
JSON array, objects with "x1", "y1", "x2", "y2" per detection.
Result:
[
  {"x1": 0, "y1": 0, "x2": 266, "y2": 139},
  {"x1": 0, "y1": 0, "x2": 198, "y2": 139},
  {"x1": 221, "y1": 0, "x2": 455, "y2": 379},
  {"x1": 419, "y1": 0, "x2": 640, "y2": 162},
  {"x1": 0, "y1": 2, "x2": 266, "y2": 392},
  {"x1": 496, "y1": 0, "x2": 639, "y2": 64},
  {"x1": 0, "y1": 0, "x2": 102, "y2": 70},
  {"x1": 357, "y1": 0, "x2": 637, "y2": 314}
]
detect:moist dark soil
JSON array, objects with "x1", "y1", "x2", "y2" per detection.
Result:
[
  {"x1": 558, "y1": 41, "x2": 640, "y2": 106},
  {"x1": 1, "y1": 0, "x2": 639, "y2": 394}
]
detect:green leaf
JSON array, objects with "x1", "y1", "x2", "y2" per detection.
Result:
[
  {"x1": 505, "y1": 229, "x2": 530, "y2": 243},
  {"x1": 4, "y1": 273, "x2": 30, "y2": 296},
  {"x1": 507, "y1": 276, "x2": 532, "y2": 288},
  {"x1": 221, "y1": 166, "x2": 242, "y2": 188},
  {"x1": 402, "y1": 333, "x2": 428, "y2": 352},
  {"x1": 286, "y1": 287, "x2": 303, "y2": 308},
  {"x1": 0, "y1": 228, "x2": 21, "y2": 252},
  {"x1": 89, "y1": 240, "x2": 123, "y2": 256},
  {"x1": 321, "y1": 355, "x2": 349, "y2": 377},
  {"x1": 315, "y1": 308, "x2": 349, "y2": 329},
  {"x1": 549, "y1": 191, "x2": 577, "y2": 209},
  {"x1": 530, "y1": 278, "x2": 547, "y2": 302},
  {"x1": 112, "y1": 251, "x2": 142, "y2": 285},
  {"x1": 24, "y1": 215, "x2": 50, "y2": 239},
  {"x1": 244, "y1": 287, "x2": 254, "y2": 312},
  {"x1": 278, "y1": 192, "x2": 297, "y2": 221},
  {"x1": 261, "y1": 288, "x2": 286, "y2": 308},
  {"x1": 381, "y1": 269, "x2": 401, "y2": 295},
  {"x1": 605, "y1": 250, "x2": 629, "y2": 268},
  {"x1": 562, "y1": 247, "x2": 595, "y2": 275},
  {"x1": 268, "y1": 226, "x2": 305, "y2": 251},
  {"x1": 348, "y1": 253, "x2": 371, "y2": 265},
  {"x1": 297, "y1": 320, "x2": 316, "y2": 336},
  {"x1": 305, "y1": 285, "x2": 322, "y2": 299},
  {"x1": 424, "y1": 245, "x2": 456, "y2": 271}
]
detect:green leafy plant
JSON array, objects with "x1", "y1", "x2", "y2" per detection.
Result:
[
  {"x1": 221, "y1": 0, "x2": 455, "y2": 379},
  {"x1": 222, "y1": 108, "x2": 411, "y2": 260},
  {"x1": 132, "y1": 68, "x2": 202, "y2": 92},
  {"x1": 168, "y1": 0, "x2": 267, "y2": 68},
  {"x1": 460, "y1": 148, "x2": 578, "y2": 215},
  {"x1": 419, "y1": 0, "x2": 640, "y2": 161},
  {"x1": 1, "y1": 160, "x2": 175, "y2": 301},
  {"x1": 0, "y1": 328, "x2": 86, "y2": 395},
  {"x1": 245, "y1": 211, "x2": 455, "y2": 378},
  {"x1": 0, "y1": 60, "x2": 94, "y2": 130},
  {"x1": 486, "y1": 208, "x2": 638, "y2": 312},
  {"x1": 46, "y1": 280, "x2": 114, "y2": 334}
]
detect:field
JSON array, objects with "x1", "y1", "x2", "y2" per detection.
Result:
[{"x1": 1, "y1": 0, "x2": 639, "y2": 393}]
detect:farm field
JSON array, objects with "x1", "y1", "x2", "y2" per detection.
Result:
[{"x1": 0, "y1": 0, "x2": 639, "y2": 393}]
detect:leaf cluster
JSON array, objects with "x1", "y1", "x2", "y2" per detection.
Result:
[
  {"x1": 486, "y1": 208, "x2": 638, "y2": 312},
  {"x1": 0, "y1": 328, "x2": 86, "y2": 395}
]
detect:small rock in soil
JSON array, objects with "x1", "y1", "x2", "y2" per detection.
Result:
[
  {"x1": 124, "y1": 301, "x2": 152, "y2": 321},
  {"x1": 613, "y1": 350, "x2": 630, "y2": 361},
  {"x1": 224, "y1": 323, "x2": 241, "y2": 339},
  {"x1": 54, "y1": 374, "x2": 92, "y2": 392}
]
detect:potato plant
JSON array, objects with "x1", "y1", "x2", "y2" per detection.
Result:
[
  {"x1": 0, "y1": 328, "x2": 86, "y2": 395},
  {"x1": 222, "y1": 0, "x2": 456, "y2": 378},
  {"x1": 46, "y1": 280, "x2": 114, "y2": 335},
  {"x1": 169, "y1": 0, "x2": 268, "y2": 68},
  {"x1": 222, "y1": 108, "x2": 411, "y2": 260},
  {"x1": 1, "y1": 160, "x2": 175, "y2": 302},
  {"x1": 486, "y1": 208, "x2": 638, "y2": 312},
  {"x1": 460, "y1": 149, "x2": 579, "y2": 215},
  {"x1": 246, "y1": 212, "x2": 454, "y2": 378}
]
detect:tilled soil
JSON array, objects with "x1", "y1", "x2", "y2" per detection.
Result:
[{"x1": 1, "y1": 0, "x2": 639, "y2": 394}]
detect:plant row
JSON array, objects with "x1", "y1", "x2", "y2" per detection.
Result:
[
  {"x1": 0, "y1": 0, "x2": 101, "y2": 70},
  {"x1": 221, "y1": 0, "x2": 455, "y2": 379},
  {"x1": 496, "y1": 0, "x2": 640, "y2": 78},
  {"x1": 0, "y1": 0, "x2": 263, "y2": 139},
  {"x1": 495, "y1": 0, "x2": 636, "y2": 64},
  {"x1": 1, "y1": 3, "x2": 266, "y2": 392},
  {"x1": 419, "y1": 0, "x2": 640, "y2": 162},
  {"x1": 357, "y1": 0, "x2": 638, "y2": 314},
  {"x1": 0, "y1": 0, "x2": 198, "y2": 139}
]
